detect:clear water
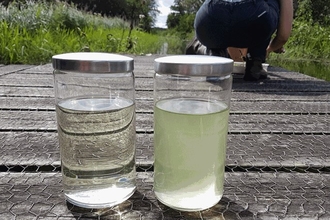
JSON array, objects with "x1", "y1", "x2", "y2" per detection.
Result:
[
  {"x1": 56, "y1": 97, "x2": 136, "y2": 208},
  {"x1": 269, "y1": 59, "x2": 330, "y2": 82}
]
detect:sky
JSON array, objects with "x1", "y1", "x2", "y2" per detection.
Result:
[{"x1": 155, "y1": 0, "x2": 175, "y2": 28}]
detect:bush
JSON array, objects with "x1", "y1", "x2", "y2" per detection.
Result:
[
  {"x1": 273, "y1": 0, "x2": 330, "y2": 61},
  {"x1": 0, "y1": 1, "x2": 129, "y2": 31},
  {"x1": 0, "y1": 1, "x2": 165, "y2": 64}
]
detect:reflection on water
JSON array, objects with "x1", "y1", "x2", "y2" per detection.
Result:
[{"x1": 268, "y1": 59, "x2": 330, "y2": 82}]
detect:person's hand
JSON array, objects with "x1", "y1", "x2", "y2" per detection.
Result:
[
  {"x1": 273, "y1": 46, "x2": 285, "y2": 54},
  {"x1": 266, "y1": 46, "x2": 285, "y2": 58}
]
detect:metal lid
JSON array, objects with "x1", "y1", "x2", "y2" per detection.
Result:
[
  {"x1": 154, "y1": 55, "x2": 233, "y2": 76},
  {"x1": 52, "y1": 52, "x2": 134, "y2": 73}
]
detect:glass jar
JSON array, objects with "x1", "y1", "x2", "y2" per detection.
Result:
[
  {"x1": 52, "y1": 52, "x2": 136, "y2": 208},
  {"x1": 153, "y1": 55, "x2": 233, "y2": 211}
]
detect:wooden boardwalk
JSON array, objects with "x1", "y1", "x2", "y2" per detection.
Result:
[{"x1": 0, "y1": 55, "x2": 329, "y2": 219}]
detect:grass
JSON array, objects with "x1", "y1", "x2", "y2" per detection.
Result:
[
  {"x1": 273, "y1": 21, "x2": 330, "y2": 62},
  {"x1": 266, "y1": 1, "x2": 330, "y2": 81},
  {"x1": 267, "y1": 18, "x2": 330, "y2": 81},
  {"x1": 0, "y1": 1, "x2": 127, "y2": 31},
  {"x1": 0, "y1": 23, "x2": 160, "y2": 64},
  {"x1": 0, "y1": 1, "x2": 183, "y2": 64}
]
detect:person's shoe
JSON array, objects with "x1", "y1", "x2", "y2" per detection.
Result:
[
  {"x1": 243, "y1": 57, "x2": 267, "y2": 81},
  {"x1": 185, "y1": 37, "x2": 228, "y2": 57},
  {"x1": 185, "y1": 37, "x2": 207, "y2": 55},
  {"x1": 206, "y1": 48, "x2": 229, "y2": 58}
]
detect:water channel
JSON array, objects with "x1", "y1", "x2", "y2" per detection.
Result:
[{"x1": 268, "y1": 59, "x2": 330, "y2": 82}]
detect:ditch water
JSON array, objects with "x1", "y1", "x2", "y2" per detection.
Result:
[{"x1": 268, "y1": 59, "x2": 330, "y2": 82}]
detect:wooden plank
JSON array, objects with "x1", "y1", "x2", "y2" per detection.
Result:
[
  {"x1": 0, "y1": 75, "x2": 53, "y2": 87},
  {"x1": 0, "y1": 65, "x2": 35, "y2": 76},
  {"x1": 1, "y1": 97, "x2": 329, "y2": 114},
  {"x1": 148, "y1": 78, "x2": 330, "y2": 92},
  {"x1": 17, "y1": 63, "x2": 53, "y2": 74},
  {"x1": 0, "y1": 172, "x2": 329, "y2": 219},
  {"x1": 140, "y1": 89, "x2": 330, "y2": 102},
  {"x1": 0, "y1": 87, "x2": 54, "y2": 97},
  {"x1": 2, "y1": 86, "x2": 330, "y2": 102},
  {"x1": 231, "y1": 91, "x2": 330, "y2": 101},
  {"x1": 150, "y1": 75, "x2": 330, "y2": 91},
  {"x1": 232, "y1": 80, "x2": 330, "y2": 92},
  {"x1": 169, "y1": 99, "x2": 308, "y2": 114},
  {"x1": 6, "y1": 56, "x2": 327, "y2": 81},
  {"x1": 230, "y1": 101, "x2": 330, "y2": 113},
  {"x1": 0, "y1": 97, "x2": 55, "y2": 110},
  {"x1": 138, "y1": 113, "x2": 330, "y2": 134},
  {"x1": 2, "y1": 70, "x2": 323, "y2": 85},
  {"x1": 1, "y1": 132, "x2": 329, "y2": 168},
  {"x1": 0, "y1": 54, "x2": 327, "y2": 84},
  {"x1": 1, "y1": 71, "x2": 330, "y2": 92},
  {"x1": 0, "y1": 110, "x2": 329, "y2": 133},
  {"x1": 167, "y1": 75, "x2": 327, "y2": 92}
]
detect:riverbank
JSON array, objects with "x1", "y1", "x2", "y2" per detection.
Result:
[{"x1": 268, "y1": 58, "x2": 330, "y2": 82}]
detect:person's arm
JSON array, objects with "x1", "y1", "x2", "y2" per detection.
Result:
[{"x1": 267, "y1": 0, "x2": 293, "y2": 54}]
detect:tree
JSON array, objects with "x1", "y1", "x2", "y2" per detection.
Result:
[
  {"x1": 64, "y1": 0, "x2": 158, "y2": 31},
  {"x1": 170, "y1": 0, "x2": 203, "y2": 14},
  {"x1": 126, "y1": 0, "x2": 159, "y2": 32},
  {"x1": 291, "y1": 0, "x2": 330, "y2": 25},
  {"x1": 166, "y1": 0, "x2": 203, "y2": 32},
  {"x1": 310, "y1": 0, "x2": 330, "y2": 25}
]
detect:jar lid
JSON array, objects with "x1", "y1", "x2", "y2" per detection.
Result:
[
  {"x1": 52, "y1": 52, "x2": 133, "y2": 73},
  {"x1": 154, "y1": 55, "x2": 233, "y2": 76}
]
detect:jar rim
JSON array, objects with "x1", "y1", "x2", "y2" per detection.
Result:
[
  {"x1": 52, "y1": 52, "x2": 134, "y2": 73},
  {"x1": 154, "y1": 55, "x2": 233, "y2": 76}
]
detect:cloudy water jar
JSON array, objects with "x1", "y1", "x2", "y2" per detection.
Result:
[
  {"x1": 52, "y1": 52, "x2": 136, "y2": 208},
  {"x1": 153, "y1": 55, "x2": 233, "y2": 211}
]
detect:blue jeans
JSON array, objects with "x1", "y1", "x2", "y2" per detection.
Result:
[{"x1": 194, "y1": 0, "x2": 280, "y2": 61}]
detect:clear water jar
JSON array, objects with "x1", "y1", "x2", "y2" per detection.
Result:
[{"x1": 52, "y1": 52, "x2": 136, "y2": 208}]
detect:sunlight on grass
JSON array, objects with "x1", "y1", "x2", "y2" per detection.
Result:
[{"x1": 0, "y1": 1, "x2": 178, "y2": 64}]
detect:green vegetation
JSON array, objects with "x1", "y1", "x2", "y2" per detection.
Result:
[
  {"x1": 0, "y1": 0, "x2": 329, "y2": 81},
  {"x1": 0, "y1": 1, "x2": 170, "y2": 64},
  {"x1": 0, "y1": 1, "x2": 187, "y2": 64},
  {"x1": 270, "y1": 0, "x2": 330, "y2": 61},
  {"x1": 269, "y1": 4, "x2": 330, "y2": 83},
  {"x1": 268, "y1": 0, "x2": 330, "y2": 81}
]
